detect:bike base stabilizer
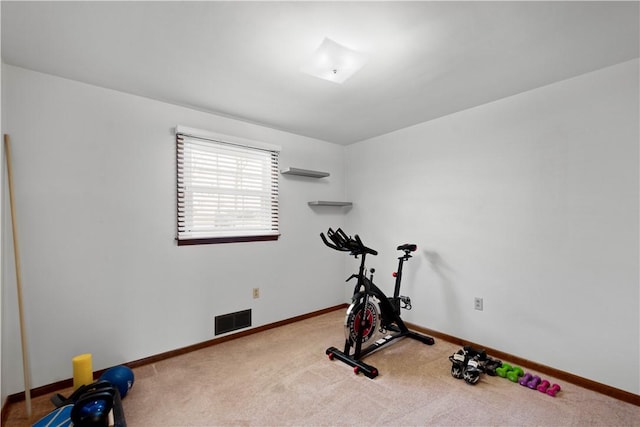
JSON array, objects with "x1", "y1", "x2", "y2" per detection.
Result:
[{"x1": 326, "y1": 347, "x2": 379, "y2": 379}]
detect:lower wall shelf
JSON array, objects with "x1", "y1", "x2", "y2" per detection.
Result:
[{"x1": 308, "y1": 201, "x2": 353, "y2": 207}]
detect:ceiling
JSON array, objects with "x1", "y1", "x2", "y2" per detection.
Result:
[{"x1": 2, "y1": 1, "x2": 639, "y2": 145}]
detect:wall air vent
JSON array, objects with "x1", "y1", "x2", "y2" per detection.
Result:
[{"x1": 215, "y1": 309, "x2": 252, "y2": 335}]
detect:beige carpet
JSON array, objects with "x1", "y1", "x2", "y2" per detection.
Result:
[{"x1": 5, "y1": 309, "x2": 640, "y2": 426}]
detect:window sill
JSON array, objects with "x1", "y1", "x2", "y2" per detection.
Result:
[{"x1": 177, "y1": 235, "x2": 280, "y2": 246}]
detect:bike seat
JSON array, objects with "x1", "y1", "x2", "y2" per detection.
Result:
[{"x1": 397, "y1": 244, "x2": 417, "y2": 252}]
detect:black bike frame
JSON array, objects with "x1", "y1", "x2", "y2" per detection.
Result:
[{"x1": 321, "y1": 228, "x2": 434, "y2": 379}]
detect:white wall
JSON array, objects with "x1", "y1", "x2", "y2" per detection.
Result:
[
  {"x1": 2, "y1": 58, "x2": 638, "y2": 399},
  {"x1": 345, "y1": 59, "x2": 639, "y2": 394},
  {"x1": 1, "y1": 65, "x2": 348, "y2": 395}
]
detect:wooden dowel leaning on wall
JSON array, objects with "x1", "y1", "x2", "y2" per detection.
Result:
[{"x1": 4, "y1": 134, "x2": 33, "y2": 417}]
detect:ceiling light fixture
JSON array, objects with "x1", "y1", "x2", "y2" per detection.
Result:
[{"x1": 300, "y1": 38, "x2": 367, "y2": 84}]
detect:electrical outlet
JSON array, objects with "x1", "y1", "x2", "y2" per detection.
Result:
[
  {"x1": 253, "y1": 288, "x2": 260, "y2": 299},
  {"x1": 474, "y1": 297, "x2": 483, "y2": 311}
]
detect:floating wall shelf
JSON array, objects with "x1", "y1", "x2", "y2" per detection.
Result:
[
  {"x1": 281, "y1": 167, "x2": 330, "y2": 178},
  {"x1": 308, "y1": 201, "x2": 353, "y2": 207}
]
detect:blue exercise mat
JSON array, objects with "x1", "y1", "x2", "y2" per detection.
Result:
[{"x1": 32, "y1": 404, "x2": 73, "y2": 427}]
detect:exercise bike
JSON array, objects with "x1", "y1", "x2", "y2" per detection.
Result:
[{"x1": 320, "y1": 228, "x2": 435, "y2": 378}]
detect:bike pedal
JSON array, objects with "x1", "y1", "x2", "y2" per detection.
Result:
[{"x1": 400, "y1": 296, "x2": 412, "y2": 310}]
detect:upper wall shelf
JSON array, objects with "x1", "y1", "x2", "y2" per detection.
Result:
[
  {"x1": 308, "y1": 201, "x2": 352, "y2": 207},
  {"x1": 280, "y1": 167, "x2": 330, "y2": 178}
]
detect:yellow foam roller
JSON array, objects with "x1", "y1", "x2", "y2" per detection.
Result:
[{"x1": 72, "y1": 353, "x2": 93, "y2": 389}]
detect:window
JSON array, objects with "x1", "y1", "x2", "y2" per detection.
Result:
[{"x1": 176, "y1": 126, "x2": 280, "y2": 245}]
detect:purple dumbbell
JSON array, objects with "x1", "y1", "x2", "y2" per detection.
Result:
[
  {"x1": 537, "y1": 380, "x2": 550, "y2": 393},
  {"x1": 519, "y1": 373, "x2": 533, "y2": 386},
  {"x1": 527, "y1": 375, "x2": 542, "y2": 389}
]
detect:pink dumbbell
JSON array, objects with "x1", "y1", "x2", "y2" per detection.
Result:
[
  {"x1": 537, "y1": 379, "x2": 550, "y2": 393},
  {"x1": 546, "y1": 383, "x2": 561, "y2": 397}
]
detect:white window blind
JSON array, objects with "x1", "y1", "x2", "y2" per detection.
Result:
[{"x1": 176, "y1": 129, "x2": 280, "y2": 245}]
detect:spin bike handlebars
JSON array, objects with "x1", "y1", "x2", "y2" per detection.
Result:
[{"x1": 320, "y1": 228, "x2": 378, "y2": 256}]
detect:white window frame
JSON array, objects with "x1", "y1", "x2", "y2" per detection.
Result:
[{"x1": 176, "y1": 126, "x2": 281, "y2": 245}]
